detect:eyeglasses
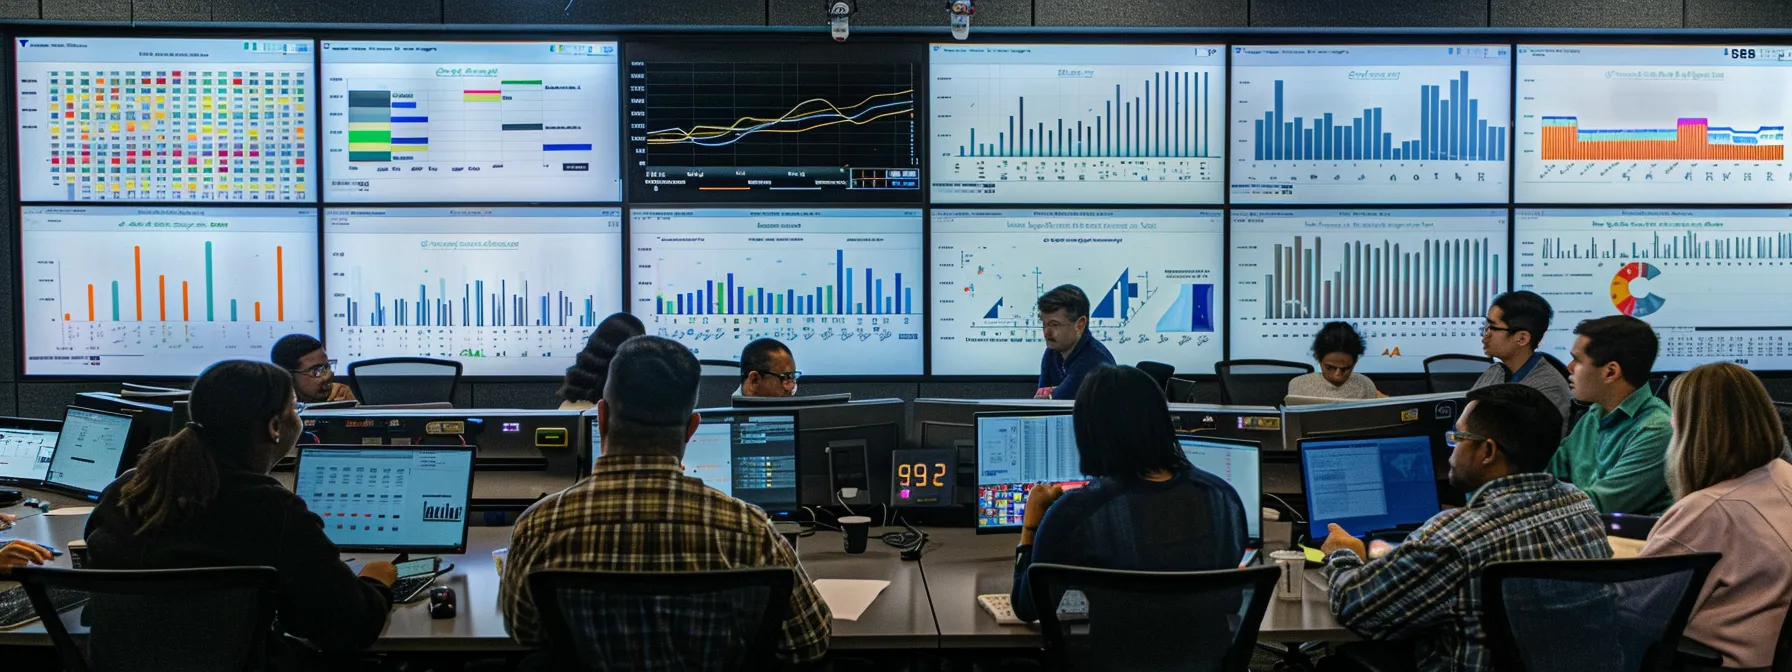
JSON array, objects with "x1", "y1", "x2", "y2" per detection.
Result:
[
  {"x1": 1481, "y1": 322, "x2": 1517, "y2": 335},
  {"x1": 289, "y1": 360, "x2": 337, "y2": 378},
  {"x1": 755, "y1": 370, "x2": 802, "y2": 385},
  {"x1": 1445, "y1": 430, "x2": 1487, "y2": 447}
]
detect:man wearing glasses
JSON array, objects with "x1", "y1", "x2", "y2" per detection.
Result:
[
  {"x1": 737, "y1": 338, "x2": 800, "y2": 398},
  {"x1": 1471, "y1": 291, "x2": 1572, "y2": 436},
  {"x1": 272, "y1": 334, "x2": 356, "y2": 403}
]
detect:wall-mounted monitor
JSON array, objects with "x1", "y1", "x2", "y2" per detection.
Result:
[
  {"x1": 320, "y1": 40, "x2": 620, "y2": 203},
  {"x1": 15, "y1": 37, "x2": 315, "y2": 202},
  {"x1": 323, "y1": 207, "x2": 623, "y2": 376}
]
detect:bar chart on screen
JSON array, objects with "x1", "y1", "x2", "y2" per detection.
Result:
[
  {"x1": 1230, "y1": 45, "x2": 1512, "y2": 204},
  {"x1": 323, "y1": 208, "x2": 622, "y2": 376},
  {"x1": 1516, "y1": 209, "x2": 1792, "y2": 369},
  {"x1": 20, "y1": 206, "x2": 320, "y2": 377},
  {"x1": 629, "y1": 209, "x2": 924, "y2": 375},
  {"x1": 1516, "y1": 45, "x2": 1792, "y2": 203},
  {"x1": 1229, "y1": 209, "x2": 1509, "y2": 373},
  {"x1": 321, "y1": 41, "x2": 620, "y2": 202}
]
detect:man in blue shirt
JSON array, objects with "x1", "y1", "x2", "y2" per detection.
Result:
[{"x1": 1034, "y1": 285, "x2": 1115, "y2": 400}]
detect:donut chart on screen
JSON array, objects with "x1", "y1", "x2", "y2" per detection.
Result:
[{"x1": 1610, "y1": 262, "x2": 1665, "y2": 317}]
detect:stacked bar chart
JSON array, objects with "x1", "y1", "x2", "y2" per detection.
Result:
[
  {"x1": 1538, "y1": 116, "x2": 1784, "y2": 161},
  {"x1": 630, "y1": 209, "x2": 924, "y2": 375}
]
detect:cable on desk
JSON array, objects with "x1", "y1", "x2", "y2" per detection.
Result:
[{"x1": 1264, "y1": 493, "x2": 1306, "y2": 524}]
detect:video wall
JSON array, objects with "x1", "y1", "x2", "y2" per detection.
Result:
[{"x1": 14, "y1": 36, "x2": 1792, "y2": 378}]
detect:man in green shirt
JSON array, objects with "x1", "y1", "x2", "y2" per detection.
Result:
[{"x1": 1550, "y1": 315, "x2": 1673, "y2": 515}]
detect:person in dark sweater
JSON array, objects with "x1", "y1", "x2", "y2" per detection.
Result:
[
  {"x1": 1011, "y1": 364, "x2": 1249, "y2": 623},
  {"x1": 85, "y1": 360, "x2": 396, "y2": 666}
]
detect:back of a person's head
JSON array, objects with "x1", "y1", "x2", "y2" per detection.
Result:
[
  {"x1": 1310, "y1": 321, "x2": 1366, "y2": 359},
  {"x1": 1072, "y1": 364, "x2": 1189, "y2": 479},
  {"x1": 739, "y1": 338, "x2": 790, "y2": 385},
  {"x1": 558, "y1": 312, "x2": 646, "y2": 403},
  {"x1": 120, "y1": 360, "x2": 296, "y2": 534},
  {"x1": 603, "y1": 336, "x2": 701, "y2": 454},
  {"x1": 1666, "y1": 362, "x2": 1783, "y2": 497},
  {"x1": 1463, "y1": 383, "x2": 1565, "y2": 473},
  {"x1": 1573, "y1": 315, "x2": 1659, "y2": 388},
  {"x1": 270, "y1": 333, "x2": 323, "y2": 370},
  {"x1": 1491, "y1": 290, "x2": 1554, "y2": 345},
  {"x1": 1036, "y1": 284, "x2": 1090, "y2": 321}
]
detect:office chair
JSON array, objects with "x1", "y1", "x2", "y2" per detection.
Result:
[
  {"x1": 1167, "y1": 377, "x2": 1202, "y2": 404},
  {"x1": 1214, "y1": 359, "x2": 1313, "y2": 406},
  {"x1": 1480, "y1": 553, "x2": 1721, "y2": 672},
  {"x1": 15, "y1": 566, "x2": 280, "y2": 672},
  {"x1": 698, "y1": 359, "x2": 746, "y2": 408},
  {"x1": 1135, "y1": 361, "x2": 1175, "y2": 395},
  {"x1": 1027, "y1": 563, "x2": 1280, "y2": 672},
  {"x1": 1422, "y1": 354, "x2": 1494, "y2": 394},
  {"x1": 344, "y1": 356, "x2": 462, "y2": 406},
  {"x1": 528, "y1": 568, "x2": 793, "y2": 671},
  {"x1": 1777, "y1": 597, "x2": 1792, "y2": 672}
]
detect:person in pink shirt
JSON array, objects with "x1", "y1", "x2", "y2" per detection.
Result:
[{"x1": 1641, "y1": 362, "x2": 1792, "y2": 671}]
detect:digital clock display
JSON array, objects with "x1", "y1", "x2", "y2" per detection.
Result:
[{"x1": 891, "y1": 447, "x2": 956, "y2": 507}]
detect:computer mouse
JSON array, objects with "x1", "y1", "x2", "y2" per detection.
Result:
[
  {"x1": 20, "y1": 498, "x2": 50, "y2": 513},
  {"x1": 428, "y1": 586, "x2": 456, "y2": 619}
]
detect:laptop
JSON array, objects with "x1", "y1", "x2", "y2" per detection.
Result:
[
  {"x1": 0, "y1": 417, "x2": 64, "y2": 487},
  {"x1": 973, "y1": 410, "x2": 1088, "y2": 533},
  {"x1": 293, "y1": 445, "x2": 476, "y2": 553},
  {"x1": 1297, "y1": 434, "x2": 1441, "y2": 541},
  {"x1": 42, "y1": 407, "x2": 136, "y2": 500},
  {"x1": 1178, "y1": 435, "x2": 1263, "y2": 545}
]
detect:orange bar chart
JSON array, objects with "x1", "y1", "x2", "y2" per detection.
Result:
[{"x1": 1540, "y1": 116, "x2": 1785, "y2": 161}]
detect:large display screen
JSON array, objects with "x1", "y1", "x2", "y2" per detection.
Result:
[
  {"x1": 15, "y1": 37, "x2": 315, "y2": 202},
  {"x1": 1516, "y1": 44, "x2": 1792, "y2": 204},
  {"x1": 930, "y1": 209, "x2": 1223, "y2": 376},
  {"x1": 1516, "y1": 208, "x2": 1792, "y2": 370},
  {"x1": 323, "y1": 207, "x2": 623, "y2": 376},
  {"x1": 929, "y1": 43, "x2": 1225, "y2": 205},
  {"x1": 22, "y1": 206, "x2": 320, "y2": 376},
  {"x1": 624, "y1": 41, "x2": 922, "y2": 203},
  {"x1": 1229, "y1": 208, "x2": 1509, "y2": 373},
  {"x1": 1230, "y1": 45, "x2": 1512, "y2": 204},
  {"x1": 321, "y1": 40, "x2": 620, "y2": 203},
  {"x1": 629, "y1": 208, "x2": 924, "y2": 375}
]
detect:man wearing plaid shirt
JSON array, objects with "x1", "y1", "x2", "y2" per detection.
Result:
[
  {"x1": 1318, "y1": 384, "x2": 1611, "y2": 672},
  {"x1": 499, "y1": 336, "x2": 831, "y2": 665}
]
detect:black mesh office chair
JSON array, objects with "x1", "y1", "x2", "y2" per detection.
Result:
[
  {"x1": 1167, "y1": 377, "x2": 1202, "y2": 404},
  {"x1": 1214, "y1": 359, "x2": 1313, "y2": 406},
  {"x1": 15, "y1": 566, "x2": 280, "y2": 672},
  {"x1": 528, "y1": 568, "x2": 793, "y2": 671},
  {"x1": 1027, "y1": 563, "x2": 1280, "y2": 672},
  {"x1": 1423, "y1": 354, "x2": 1494, "y2": 394},
  {"x1": 1135, "y1": 361, "x2": 1175, "y2": 396},
  {"x1": 344, "y1": 356, "x2": 462, "y2": 406},
  {"x1": 1480, "y1": 553, "x2": 1721, "y2": 672},
  {"x1": 1776, "y1": 597, "x2": 1792, "y2": 671}
]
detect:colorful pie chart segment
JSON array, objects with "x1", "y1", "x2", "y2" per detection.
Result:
[{"x1": 1610, "y1": 262, "x2": 1665, "y2": 317}]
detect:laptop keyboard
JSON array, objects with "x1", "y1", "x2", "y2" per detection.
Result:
[{"x1": 0, "y1": 585, "x2": 87, "y2": 629}]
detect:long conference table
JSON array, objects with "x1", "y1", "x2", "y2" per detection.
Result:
[{"x1": 0, "y1": 492, "x2": 1352, "y2": 654}]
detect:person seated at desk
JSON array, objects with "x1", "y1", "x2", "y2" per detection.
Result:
[
  {"x1": 556, "y1": 312, "x2": 644, "y2": 411},
  {"x1": 1286, "y1": 321, "x2": 1379, "y2": 401},
  {"x1": 1, "y1": 522, "x2": 51, "y2": 572},
  {"x1": 1472, "y1": 291, "x2": 1572, "y2": 435},
  {"x1": 500, "y1": 336, "x2": 831, "y2": 665},
  {"x1": 738, "y1": 337, "x2": 801, "y2": 398},
  {"x1": 1319, "y1": 384, "x2": 1610, "y2": 672},
  {"x1": 1550, "y1": 315, "x2": 1674, "y2": 515},
  {"x1": 1011, "y1": 364, "x2": 1247, "y2": 623},
  {"x1": 272, "y1": 334, "x2": 355, "y2": 404},
  {"x1": 1034, "y1": 285, "x2": 1115, "y2": 400},
  {"x1": 84, "y1": 360, "x2": 397, "y2": 665},
  {"x1": 1639, "y1": 363, "x2": 1792, "y2": 671}
]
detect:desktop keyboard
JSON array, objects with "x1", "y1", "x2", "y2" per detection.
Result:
[
  {"x1": 977, "y1": 590, "x2": 1089, "y2": 626},
  {"x1": 392, "y1": 574, "x2": 436, "y2": 604},
  {"x1": 0, "y1": 585, "x2": 87, "y2": 629}
]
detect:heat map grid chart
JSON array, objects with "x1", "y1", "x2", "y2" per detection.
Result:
[
  {"x1": 629, "y1": 209, "x2": 924, "y2": 376},
  {"x1": 1229, "y1": 45, "x2": 1512, "y2": 204},
  {"x1": 929, "y1": 43, "x2": 1226, "y2": 205},
  {"x1": 1229, "y1": 209, "x2": 1509, "y2": 374},
  {"x1": 1516, "y1": 45, "x2": 1792, "y2": 204},
  {"x1": 321, "y1": 41, "x2": 620, "y2": 203},
  {"x1": 929, "y1": 209, "x2": 1224, "y2": 376},
  {"x1": 1515, "y1": 209, "x2": 1792, "y2": 370},
  {"x1": 15, "y1": 37, "x2": 315, "y2": 202}
]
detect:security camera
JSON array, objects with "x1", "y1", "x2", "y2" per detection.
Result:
[
  {"x1": 950, "y1": 0, "x2": 975, "y2": 41},
  {"x1": 828, "y1": 1, "x2": 854, "y2": 42}
]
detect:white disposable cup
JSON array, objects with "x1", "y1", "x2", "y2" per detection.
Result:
[
  {"x1": 492, "y1": 547, "x2": 509, "y2": 575},
  {"x1": 1270, "y1": 550, "x2": 1306, "y2": 601}
]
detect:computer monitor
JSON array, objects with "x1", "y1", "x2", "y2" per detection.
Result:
[
  {"x1": 1298, "y1": 434, "x2": 1442, "y2": 541},
  {"x1": 293, "y1": 445, "x2": 476, "y2": 553},
  {"x1": 731, "y1": 393, "x2": 852, "y2": 408},
  {"x1": 975, "y1": 410, "x2": 1088, "y2": 533},
  {"x1": 1179, "y1": 436, "x2": 1262, "y2": 543},
  {"x1": 43, "y1": 407, "x2": 136, "y2": 500},
  {"x1": 73, "y1": 392, "x2": 175, "y2": 452},
  {"x1": 915, "y1": 398, "x2": 1075, "y2": 507},
  {"x1": 587, "y1": 411, "x2": 801, "y2": 512},
  {"x1": 0, "y1": 417, "x2": 63, "y2": 486}
]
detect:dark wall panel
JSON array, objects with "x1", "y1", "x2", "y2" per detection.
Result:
[
  {"x1": 443, "y1": 0, "x2": 762, "y2": 26},
  {"x1": 1492, "y1": 0, "x2": 1682, "y2": 28},
  {"x1": 0, "y1": 72, "x2": 14, "y2": 385},
  {"x1": 209, "y1": 0, "x2": 319, "y2": 22},
  {"x1": 130, "y1": 0, "x2": 211, "y2": 21},
  {"x1": 1685, "y1": 0, "x2": 1792, "y2": 27},
  {"x1": 1036, "y1": 0, "x2": 1245, "y2": 27},
  {"x1": 43, "y1": 0, "x2": 131, "y2": 21},
  {"x1": 318, "y1": 0, "x2": 444, "y2": 24},
  {"x1": 18, "y1": 382, "x2": 120, "y2": 420},
  {"x1": 769, "y1": 0, "x2": 1031, "y2": 28},
  {"x1": 0, "y1": 0, "x2": 36, "y2": 19},
  {"x1": 1250, "y1": 0, "x2": 1488, "y2": 27}
]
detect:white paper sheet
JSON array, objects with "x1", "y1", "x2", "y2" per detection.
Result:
[{"x1": 813, "y1": 579, "x2": 891, "y2": 621}]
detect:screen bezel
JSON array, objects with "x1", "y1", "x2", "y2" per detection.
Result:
[
  {"x1": 1176, "y1": 433, "x2": 1264, "y2": 545},
  {"x1": 293, "y1": 444, "x2": 477, "y2": 554},
  {"x1": 0, "y1": 415, "x2": 64, "y2": 487},
  {"x1": 1296, "y1": 432, "x2": 1442, "y2": 541},
  {"x1": 973, "y1": 409, "x2": 1082, "y2": 534}
]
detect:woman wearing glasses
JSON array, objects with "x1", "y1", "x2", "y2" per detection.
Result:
[{"x1": 271, "y1": 334, "x2": 355, "y2": 404}]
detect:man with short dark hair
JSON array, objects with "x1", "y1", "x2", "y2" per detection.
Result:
[
  {"x1": 1472, "y1": 291, "x2": 1571, "y2": 435},
  {"x1": 738, "y1": 338, "x2": 798, "y2": 398},
  {"x1": 1320, "y1": 384, "x2": 1611, "y2": 671},
  {"x1": 271, "y1": 334, "x2": 354, "y2": 403},
  {"x1": 1549, "y1": 315, "x2": 1673, "y2": 515},
  {"x1": 499, "y1": 336, "x2": 831, "y2": 664},
  {"x1": 1034, "y1": 285, "x2": 1114, "y2": 400}
]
